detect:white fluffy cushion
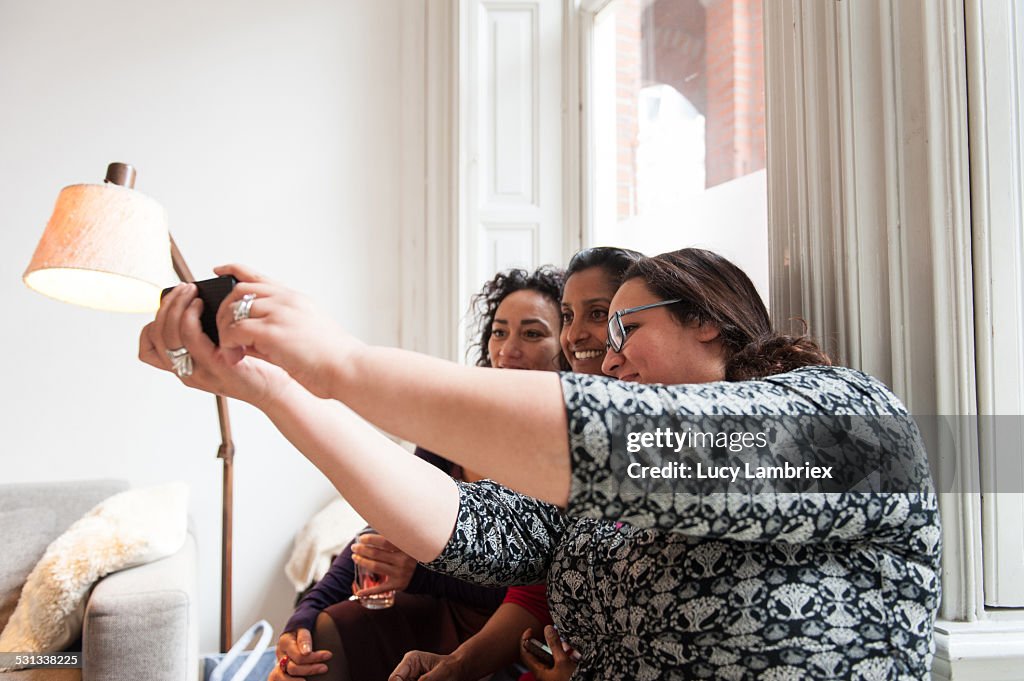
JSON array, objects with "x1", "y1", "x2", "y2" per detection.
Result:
[
  {"x1": 285, "y1": 498, "x2": 367, "y2": 591},
  {"x1": 0, "y1": 508, "x2": 57, "y2": 633},
  {"x1": 0, "y1": 482, "x2": 188, "y2": 654}
]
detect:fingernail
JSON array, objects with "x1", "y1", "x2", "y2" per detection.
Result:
[{"x1": 301, "y1": 644, "x2": 310, "y2": 654}]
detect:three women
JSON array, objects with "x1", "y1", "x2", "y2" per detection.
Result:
[{"x1": 142, "y1": 247, "x2": 939, "y2": 680}]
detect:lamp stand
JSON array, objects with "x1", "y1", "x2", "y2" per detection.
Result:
[{"x1": 106, "y1": 163, "x2": 234, "y2": 652}]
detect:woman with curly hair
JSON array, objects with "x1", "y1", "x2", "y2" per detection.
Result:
[
  {"x1": 266, "y1": 265, "x2": 565, "y2": 681},
  {"x1": 467, "y1": 265, "x2": 567, "y2": 371}
]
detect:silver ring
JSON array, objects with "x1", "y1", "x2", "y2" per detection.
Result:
[
  {"x1": 233, "y1": 293, "x2": 257, "y2": 322},
  {"x1": 166, "y1": 347, "x2": 193, "y2": 378}
]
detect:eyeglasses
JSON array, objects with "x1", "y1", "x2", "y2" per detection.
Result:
[{"x1": 606, "y1": 299, "x2": 682, "y2": 353}]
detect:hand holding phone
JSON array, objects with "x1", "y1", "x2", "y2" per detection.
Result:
[
  {"x1": 160, "y1": 275, "x2": 237, "y2": 345},
  {"x1": 522, "y1": 638, "x2": 555, "y2": 668}
]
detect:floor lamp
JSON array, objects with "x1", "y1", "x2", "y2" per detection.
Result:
[{"x1": 23, "y1": 162, "x2": 235, "y2": 652}]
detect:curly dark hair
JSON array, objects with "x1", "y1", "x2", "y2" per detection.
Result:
[{"x1": 468, "y1": 265, "x2": 567, "y2": 368}]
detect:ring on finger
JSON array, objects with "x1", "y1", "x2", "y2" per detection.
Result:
[
  {"x1": 279, "y1": 655, "x2": 289, "y2": 675},
  {"x1": 165, "y1": 347, "x2": 193, "y2": 378},
  {"x1": 233, "y1": 293, "x2": 257, "y2": 322}
]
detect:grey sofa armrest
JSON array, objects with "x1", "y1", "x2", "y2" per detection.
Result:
[{"x1": 81, "y1": 532, "x2": 198, "y2": 681}]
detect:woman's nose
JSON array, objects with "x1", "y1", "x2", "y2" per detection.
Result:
[
  {"x1": 500, "y1": 336, "x2": 523, "y2": 357},
  {"x1": 566, "y1": 320, "x2": 590, "y2": 345},
  {"x1": 601, "y1": 347, "x2": 621, "y2": 376}
]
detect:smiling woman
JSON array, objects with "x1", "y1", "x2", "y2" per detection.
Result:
[
  {"x1": 618, "y1": 249, "x2": 831, "y2": 382},
  {"x1": 487, "y1": 290, "x2": 562, "y2": 371},
  {"x1": 601, "y1": 279, "x2": 726, "y2": 384},
  {"x1": 559, "y1": 247, "x2": 643, "y2": 375},
  {"x1": 469, "y1": 266, "x2": 567, "y2": 372}
]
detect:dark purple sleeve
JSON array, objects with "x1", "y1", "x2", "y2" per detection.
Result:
[
  {"x1": 284, "y1": 539, "x2": 358, "y2": 633},
  {"x1": 284, "y1": 447, "x2": 486, "y2": 633},
  {"x1": 285, "y1": 537, "x2": 505, "y2": 634},
  {"x1": 404, "y1": 565, "x2": 507, "y2": 609}
]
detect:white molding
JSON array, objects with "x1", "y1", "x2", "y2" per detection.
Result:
[
  {"x1": 576, "y1": 1, "x2": 597, "y2": 247},
  {"x1": 399, "y1": 0, "x2": 461, "y2": 361},
  {"x1": 480, "y1": 3, "x2": 540, "y2": 206},
  {"x1": 562, "y1": 0, "x2": 583, "y2": 256},
  {"x1": 429, "y1": 0, "x2": 462, "y2": 362},
  {"x1": 967, "y1": 0, "x2": 1024, "y2": 606},
  {"x1": 459, "y1": 0, "x2": 477, "y2": 360},
  {"x1": 398, "y1": 0, "x2": 428, "y2": 355},
  {"x1": 932, "y1": 619, "x2": 1024, "y2": 681},
  {"x1": 578, "y1": 0, "x2": 612, "y2": 15},
  {"x1": 481, "y1": 221, "x2": 540, "y2": 273},
  {"x1": 764, "y1": 0, "x2": 980, "y2": 624},
  {"x1": 764, "y1": 1, "x2": 842, "y2": 358}
]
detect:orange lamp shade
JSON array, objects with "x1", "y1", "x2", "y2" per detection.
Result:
[{"x1": 23, "y1": 183, "x2": 178, "y2": 313}]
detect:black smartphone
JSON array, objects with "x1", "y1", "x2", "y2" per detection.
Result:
[
  {"x1": 522, "y1": 638, "x2": 554, "y2": 667},
  {"x1": 160, "y1": 275, "x2": 237, "y2": 345}
]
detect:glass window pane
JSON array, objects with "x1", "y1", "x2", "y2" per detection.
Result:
[{"x1": 588, "y1": 0, "x2": 769, "y2": 302}]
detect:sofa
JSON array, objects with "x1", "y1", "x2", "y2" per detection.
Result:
[{"x1": 0, "y1": 480, "x2": 198, "y2": 681}]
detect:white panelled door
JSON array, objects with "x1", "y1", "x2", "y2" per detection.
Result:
[{"x1": 460, "y1": 0, "x2": 565, "y2": 336}]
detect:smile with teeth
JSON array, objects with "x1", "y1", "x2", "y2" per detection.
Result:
[{"x1": 574, "y1": 349, "x2": 605, "y2": 360}]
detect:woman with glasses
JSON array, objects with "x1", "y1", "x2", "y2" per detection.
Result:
[
  {"x1": 268, "y1": 266, "x2": 566, "y2": 681},
  {"x1": 144, "y1": 248, "x2": 939, "y2": 680}
]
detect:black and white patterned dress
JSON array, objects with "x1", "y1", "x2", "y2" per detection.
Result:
[{"x1": 426, "y1": 366, "x2": 941, "y2": 680}]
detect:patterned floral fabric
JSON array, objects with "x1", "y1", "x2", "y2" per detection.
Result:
[{"x1": 426, "y1": 366, "x2": 941, "y2": 680}]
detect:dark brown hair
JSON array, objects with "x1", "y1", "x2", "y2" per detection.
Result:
[
  {"x1": 468, "y1": 265, "x2": 567, "y2": 369},
  {"x1": 565, "y1": 246, "x2": 644, "y2": 288},
  {"x1": 623, "y1": 248, "x2": 831, "y2": 381}
]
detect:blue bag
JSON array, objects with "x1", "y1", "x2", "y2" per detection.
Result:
[{"x1": 202, "y1": 620, "x2": 276, "y2": 681}]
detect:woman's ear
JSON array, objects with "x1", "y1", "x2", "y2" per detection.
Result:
[{"x1": 695, "y1": 322, "x2": 721, "y2": 343}]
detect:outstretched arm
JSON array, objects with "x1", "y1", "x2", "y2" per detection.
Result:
[
  {"x1": 212, "y1": 265, "x2": 573, "y2": 506},
  {"x1": 141, "y1": 282, "x2": 458, "y2": 561},
  {"x1": 337, "y1": 346, "x2": 570, "y2": 506},
  {"x1": 260, "y1": 382, "x2": 460, "y2": 561}
]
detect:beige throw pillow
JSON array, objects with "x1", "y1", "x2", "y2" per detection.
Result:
[{"x1": 0, "y1": 482, "x2": 188, "y2": 656}]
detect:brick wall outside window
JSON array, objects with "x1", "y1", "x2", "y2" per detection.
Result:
[
  {"x1": 615, "y1": 0, "x2": 642, "y2": 221},
  {"x1": 613, "y1": 0, "x2": 765, "y2": 215}
]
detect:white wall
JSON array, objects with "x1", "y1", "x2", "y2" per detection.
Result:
[{"x1": 0, "y1": 0, "x2": 407, "y2": 652}]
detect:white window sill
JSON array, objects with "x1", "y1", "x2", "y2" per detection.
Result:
[{"x1": 933, "y1": 618, "x2": 1024, "y2": 680}]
